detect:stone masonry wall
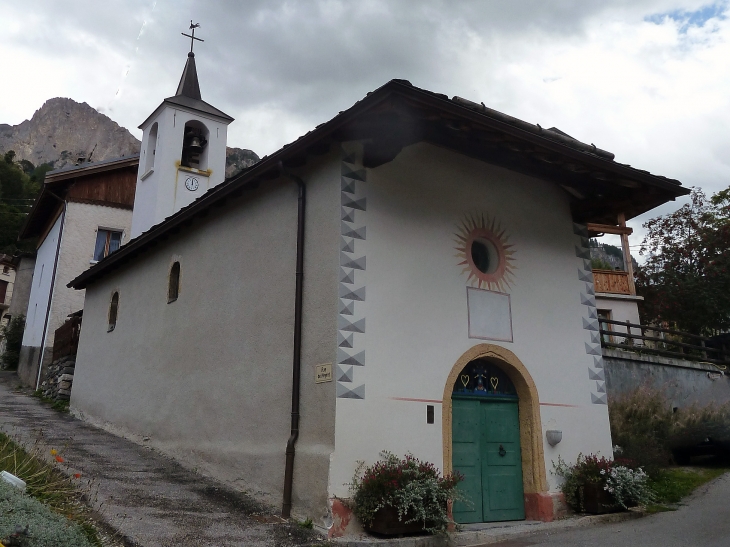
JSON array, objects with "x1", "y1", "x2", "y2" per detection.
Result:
[{"x1": 40, "y1": 355, "x2": 76, "y2": 400}]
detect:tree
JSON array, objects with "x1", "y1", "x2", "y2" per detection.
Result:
[
  {"x1": 636, "y1": 186, "x2": 730, "y2": 335},
  {"x1": 0, "y1": 151, "x2": 42, "y2": 253},
  {"x1": 1, "y1": 315, "x2": 25, "y2": 370}
]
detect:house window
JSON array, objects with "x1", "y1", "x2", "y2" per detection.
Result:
[
  {"x1": 2, "y1": 266, "x2": 8, "y2": 274},
  {"x1": 108, "y1": 292, "x2": 119, "y2": 332},
  {"x1": 0, "y1": 280, "x2": 7, "y2": 304},
  {"x1": 94, "y1": 229, "x2": 123, "y2": 261},
  {"x1": 597, "y1": 309, "x2": 612, "y2": 343},
  {"x1": 168, "y1": 262, "x2": 180, "y2": 303}
]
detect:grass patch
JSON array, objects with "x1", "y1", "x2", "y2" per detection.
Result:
[
  {"x1": 31, "y1": 390, "x2": 69, "y2": 413},
  {"x1": 649, "y1": 467, "x2": 728, "y2": 505},
  {"x1": 0, "y1": 433, "x2": 102, "y2": 546}
]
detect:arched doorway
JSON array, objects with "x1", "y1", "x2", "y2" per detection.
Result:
[
  {"x1": 442, "y1": 344, "x2": 547, "y2": 523},
  {"x1": 451, "y1": 359, "x2": 523, "y2": 522}
]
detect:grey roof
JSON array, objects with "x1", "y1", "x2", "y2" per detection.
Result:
[
  {"x1": 46, "y1": 154, "x2": 140, "y2": 177},
  {"x1": 139, "y1": 53, "x2": 234, "y2": 128},
  {"x1": 176, "y1": 52, "x2": 201, "y2": 100},
  {"x1": 162, "y1": 95, "x2": 234, "y2": 123},
  {"x1": 70, "y1": 79, "x2": 689, "y2": 290}
]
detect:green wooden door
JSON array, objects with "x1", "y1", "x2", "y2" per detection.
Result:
[
  {"x1": 452, "y1": 399, "x2": 483, "y2": 523},
  {"x1": 452, "y1": 398, "x2": 525, "y2": 523}
]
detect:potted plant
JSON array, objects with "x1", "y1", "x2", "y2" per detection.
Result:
[
  {"x1": 554, "y1": 454, "x2": 654, "y2": 514},
  {"x1": 348, "y1": 451, "x2": 464, "y2": 535}
]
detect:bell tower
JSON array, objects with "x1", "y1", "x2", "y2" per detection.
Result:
[{"x1": 131, "y1": 22, "x2": 234, "y2": 239}]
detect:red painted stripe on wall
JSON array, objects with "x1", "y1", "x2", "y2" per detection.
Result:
[{"x1": 540, "y1": 402, "x2": 580, "y2": 408}]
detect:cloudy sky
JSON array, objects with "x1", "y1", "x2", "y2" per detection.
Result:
[{"x1": 2, "y1": 0, "x2": 729, "y2": 244}]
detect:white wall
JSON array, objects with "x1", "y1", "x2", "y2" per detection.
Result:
[
  {"x1": 22, "y1": 212, "x2": 63, "y2": 348},
  {"x1": 329, "y1": 142, "x2": 614, "y2": 498},
  {"x1": 131, "y1": 106, "x2": 229, "y2": 238},
  {"x1": 71, "y1": 152, "x2": 340, "y2": 520},
  {"x1": 595, "y1": 296, "x2": 642, "y2": 338}
]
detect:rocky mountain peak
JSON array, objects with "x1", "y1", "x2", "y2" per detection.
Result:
[{"x1": 0, "y1": 98, "x2": 258, "y2": 176}]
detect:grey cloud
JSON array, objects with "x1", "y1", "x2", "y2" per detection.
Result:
[{"x1": 7, "y1": 0, "x2": 729, "y2": 207}]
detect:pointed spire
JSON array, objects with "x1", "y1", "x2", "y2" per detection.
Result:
[{"x1": 175, "y1": 52, "x2": 201, "y2": 100}]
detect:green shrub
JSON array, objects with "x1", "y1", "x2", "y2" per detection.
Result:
[
  {"x1": 0, "y1": 480, "x2": 94, "y2": 547},
  {"x1": 604, "y1": 465, "x2": 655, "y2": 509},
  {"x1": 608, "y1": 386, "x2": 730, "y2": 470},
  {"x1": 669, "y1": 402, "x2": 730, "y2": 451},
  {"x1": 591, "y1": 257, "x2": 614, "y2": 270},
  {"x1": 0, "y1": 434, "x2": 101, "y2": 546},
  {"x1": 1, "y1": 314, "x2": 25, "y2": 370},
  {"x1": 348, "y1": 451, "x2": 464, "y2": 533},
  {"x1": 554, "y1": 454, "x2": 654, "y2": 511}
]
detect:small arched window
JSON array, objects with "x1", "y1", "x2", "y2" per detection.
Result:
[
  {"x1": 144, "y1": 122, "x2": 158, "y2": 174},
  {"x1": 108, "y1": 292, "x2": 119, "y2": 332},
  {"x1": 168, "y1": 262, "x2": 180, "y2": 303}
]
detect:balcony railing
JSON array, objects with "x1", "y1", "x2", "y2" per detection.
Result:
[
  {"x1": 592, "y1": 269, "x2": 632, "y2": 295},
  {"x1": 599, "y1": 318, "x2": 730, "y2": 367}
]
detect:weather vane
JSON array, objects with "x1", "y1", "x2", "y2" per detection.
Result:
[{"x1": 181, "y1": 21, "x2": 204, "y2": 53}]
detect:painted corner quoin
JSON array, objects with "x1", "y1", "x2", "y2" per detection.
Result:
[
  {"x1": 573, "y1": 223, "x2": 606, "y2": 404},
  {"x1": 336, "y1": 143, "x2": 367, "y2": 400}
]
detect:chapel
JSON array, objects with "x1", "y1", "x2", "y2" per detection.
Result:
[{"x1": 67, "y1": 35, "x2": 688, "y2": 534}]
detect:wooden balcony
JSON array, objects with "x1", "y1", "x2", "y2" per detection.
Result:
[{"x1": 592, "y1": 269, "x2": 632, "y2": 295}]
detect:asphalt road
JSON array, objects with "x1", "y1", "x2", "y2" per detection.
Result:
[{"x1": 494, "y1": 472, "x2": 730, "y2": 547}]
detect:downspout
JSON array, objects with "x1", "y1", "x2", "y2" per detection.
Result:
[
  {"x1": 279, "y1": 162, "x2": 306, "y2": 518},
  {"x1": 35, "y1": 194, "x2": 67, "y2": 390}
]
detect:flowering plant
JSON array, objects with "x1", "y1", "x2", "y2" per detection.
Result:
[
  {"x1": 348, "y1": 451, "x2": 464, "y2": 533},
  {"x1": 603, "y1": 466, "x2": 654, "y2": 508},
  {"x1": 554, "y1": 453, "x2": 652, "y2": 511}
]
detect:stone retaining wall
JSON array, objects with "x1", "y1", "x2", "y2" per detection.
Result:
[
  {"x1": 39, "y1": 355, "x2": 76, "y2": 400},
  {"x1": 603, "y1": 348, "x2": 730, "y2": 409}
]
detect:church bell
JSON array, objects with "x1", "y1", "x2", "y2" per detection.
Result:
[{"x1": 187, "y1": 136, "x2": 204, "y2": 154}]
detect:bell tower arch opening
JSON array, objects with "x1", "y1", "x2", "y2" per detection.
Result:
[{"x1": 180, "y1": 120, "x2": 209, "y2": 171}]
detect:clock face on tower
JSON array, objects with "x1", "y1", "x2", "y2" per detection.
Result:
[{"x1": 184, "y1": 177, "x2": 199, "y2": 192}]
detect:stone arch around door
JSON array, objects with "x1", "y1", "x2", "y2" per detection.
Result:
[{"x1": 442, "y1": 344, "x2": 548, "y2": 499}]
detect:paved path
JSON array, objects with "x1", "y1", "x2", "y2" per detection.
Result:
[
  {"x1": 0, "y1": 372, "x2": 319, "y2": 547},
  {"x1": 493, "y1": 472, "x2": 730, "y2": 547}
]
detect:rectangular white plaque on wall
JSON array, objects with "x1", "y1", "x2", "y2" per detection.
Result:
[
  {"x1": 467, "y1": 287, "x2": 513, "y2": 342},
  {"x1": 315, "y1": 363, "x2": 333, "y2": 383}
]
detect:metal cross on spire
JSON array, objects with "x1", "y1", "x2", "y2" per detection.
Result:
[{"x1": 181, "y1": 21, "x2": 204, "y2": 53}]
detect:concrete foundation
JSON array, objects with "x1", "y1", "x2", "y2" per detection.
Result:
[{"x1": 16, "y1": 345, "x2": 52, "y2": 389}]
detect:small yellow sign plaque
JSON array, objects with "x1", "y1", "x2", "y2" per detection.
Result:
[{"x1": 315, "y1": 363, "x2": 333, "y2": 384}]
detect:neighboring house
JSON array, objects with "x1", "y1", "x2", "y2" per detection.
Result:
[
  {"x1": 67, "y1": 53, "x2": 689, "y2": 532},
  {"x1": 7, "y1": 252, "x2": 36, "y2": 325},
  {"x1": 16, "y1": 156, "x2": 137, "y2": 388},
  {"x1": 590, "y1": 223, "x2": 643, "y2": 341}
]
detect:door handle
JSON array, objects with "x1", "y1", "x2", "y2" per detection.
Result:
[{"x1": 499, "y1": 444, "x2": 506, "y2": 457}]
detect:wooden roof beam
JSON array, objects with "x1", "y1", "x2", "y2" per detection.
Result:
[{"x1": 586, "y1": 223, "x2": 633, "y2": 236}]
